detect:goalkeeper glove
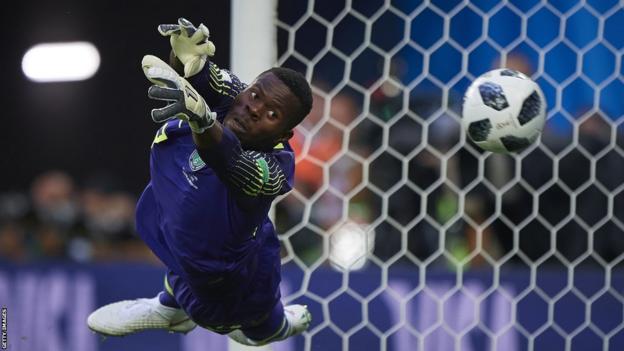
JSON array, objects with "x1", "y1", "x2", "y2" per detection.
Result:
[
  {"x1": 141, "y1": 55, "x2": 216, "y2": 134},
  {"x1": 158, "y1": 17, "x2": 215, "y2": 78}
]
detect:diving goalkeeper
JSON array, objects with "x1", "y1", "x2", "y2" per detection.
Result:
[{"x1": 87, "y1": 18, "x2": 313, "y2": 346}]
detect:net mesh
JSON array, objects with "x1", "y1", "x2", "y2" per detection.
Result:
[{"x1": 272, "y1": 1, "x2": 624, "y2": 350}]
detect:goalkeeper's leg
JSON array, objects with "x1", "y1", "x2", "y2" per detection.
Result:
[
  {"x1": 228, "y1": 302, "x2": 311, "y2": 346},
  {"x1": 87, "y1": 291, "x2": 196, "y2": 336}
]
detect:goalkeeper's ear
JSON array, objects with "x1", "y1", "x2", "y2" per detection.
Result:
[{"x1": 169, "y1": 50, "x2": 185, "y2": 76}]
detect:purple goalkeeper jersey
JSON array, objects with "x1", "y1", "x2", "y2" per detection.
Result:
[{"x1": 135, "y1": 62, "x2": 295, "y2": 327}]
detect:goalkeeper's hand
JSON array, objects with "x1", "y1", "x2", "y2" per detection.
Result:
[
  {"x1": 141, "y1": 55, "x2": 216, "y2": 134},
  {"x1": 158, "y1": 17, "x2": 215, "y2": 78}
]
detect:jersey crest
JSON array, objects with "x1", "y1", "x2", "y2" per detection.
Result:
[{"x1": 189, "y1": 149, "x2": 207, "y2": 171}]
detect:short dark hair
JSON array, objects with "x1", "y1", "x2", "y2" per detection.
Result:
[{"x1": 263, "y1": 67, "x2": 312, "y2": 129}]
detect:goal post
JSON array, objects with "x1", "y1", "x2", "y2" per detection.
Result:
[
  {"x1": 230, "y1": 0, "x2": 277, "y2": 83},
  {"x1": 229, "y1": 4, "x2": 279, "y2": 351}
]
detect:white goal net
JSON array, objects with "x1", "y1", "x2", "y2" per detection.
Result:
[{"x1": 272, "y1": 0, "x2": 624, "y2": 350}]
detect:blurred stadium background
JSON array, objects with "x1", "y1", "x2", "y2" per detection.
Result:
[{"x1": 2, "y1": 0, "x2": 624, "y2": 350}]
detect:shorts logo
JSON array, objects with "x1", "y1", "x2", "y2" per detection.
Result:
[{"x1": 189, "y1": 149, "x2": 206, "y2": 171}]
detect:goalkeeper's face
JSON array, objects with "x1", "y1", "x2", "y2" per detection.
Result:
[{"x1": 224, "y1": 73, "x2": 298, "y2": 150}]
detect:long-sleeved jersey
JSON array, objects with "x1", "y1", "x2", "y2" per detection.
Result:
[{"x1": 135, "y1": 62, "x2": 295, "y2": 327}]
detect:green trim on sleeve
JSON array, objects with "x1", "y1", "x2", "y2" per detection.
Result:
[
  {"x1": 228, "y1": 153, "x2": 288, "y2": 197},
  {"x1": 256, "y1": 158, "x2": 270, "y2": 184},
  {"x1": 151, "y1": 124, "x2": 169, "y2": 147}
]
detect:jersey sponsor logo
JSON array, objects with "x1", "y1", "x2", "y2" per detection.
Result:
[
  {"x1": 189, "y1": 149, "x2": 207, "y2": 171},
  {"x1": 182, "y1": 170, "x2": 199, "y2": 189}
]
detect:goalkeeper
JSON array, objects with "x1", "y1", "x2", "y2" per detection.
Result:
[{"x1": 87, "y1": 18, "x2": 313, "y2": 346}]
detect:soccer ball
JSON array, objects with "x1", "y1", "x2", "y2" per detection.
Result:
[{"x1": 462, "y1": 68, "x2": 546, "y2": 153}]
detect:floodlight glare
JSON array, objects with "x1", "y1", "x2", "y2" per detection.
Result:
[{"x1": 22, "y1": 42, "x2": 100, "y2": 82}]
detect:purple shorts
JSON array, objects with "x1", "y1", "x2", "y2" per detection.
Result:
[{"x1": 161, "y1": 231, "x2": 284, "y2": 339}]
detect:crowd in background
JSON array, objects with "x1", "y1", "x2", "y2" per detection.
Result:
[
  {"x1": 2, "y1": 54, "x2": 624, "y2": 270},
  {"x1": 0, "y1": 171, "x2": 155, "y2": 264},
  {"x1": 4, "y1": 0, "x2": 624, "y2": 271},
  {"x1": 273, "y1": 53, "x2": 624, "y2": 270}
]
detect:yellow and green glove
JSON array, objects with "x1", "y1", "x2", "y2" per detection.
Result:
[
  {"x1": 141, "y1": 55, "x2": 216, "y2": 133},
  {"x1": 158, "y1": 17, "x2": 216, "y2": 78}
]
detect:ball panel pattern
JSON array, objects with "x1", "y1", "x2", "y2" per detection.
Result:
[
  {"x1": 467, "y1": 119, "x2": 493, "y2": 142},
  {"x1": 500, "y1": 135, "x2": 532, "y2": 152},
  {"x1": 499, "y1": 68, "x2": 525, "y2": 78},
  {"x1": 478, "y1": 82, "x2": 509, "y2": 111},
  {"x1": 518, "y1": 90, "x2": 542, "y2": 126}
]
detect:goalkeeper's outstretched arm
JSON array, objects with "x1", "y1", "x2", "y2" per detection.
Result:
[{"x1": 142, "y1": 56, "x2": 292, "y2": 208}]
